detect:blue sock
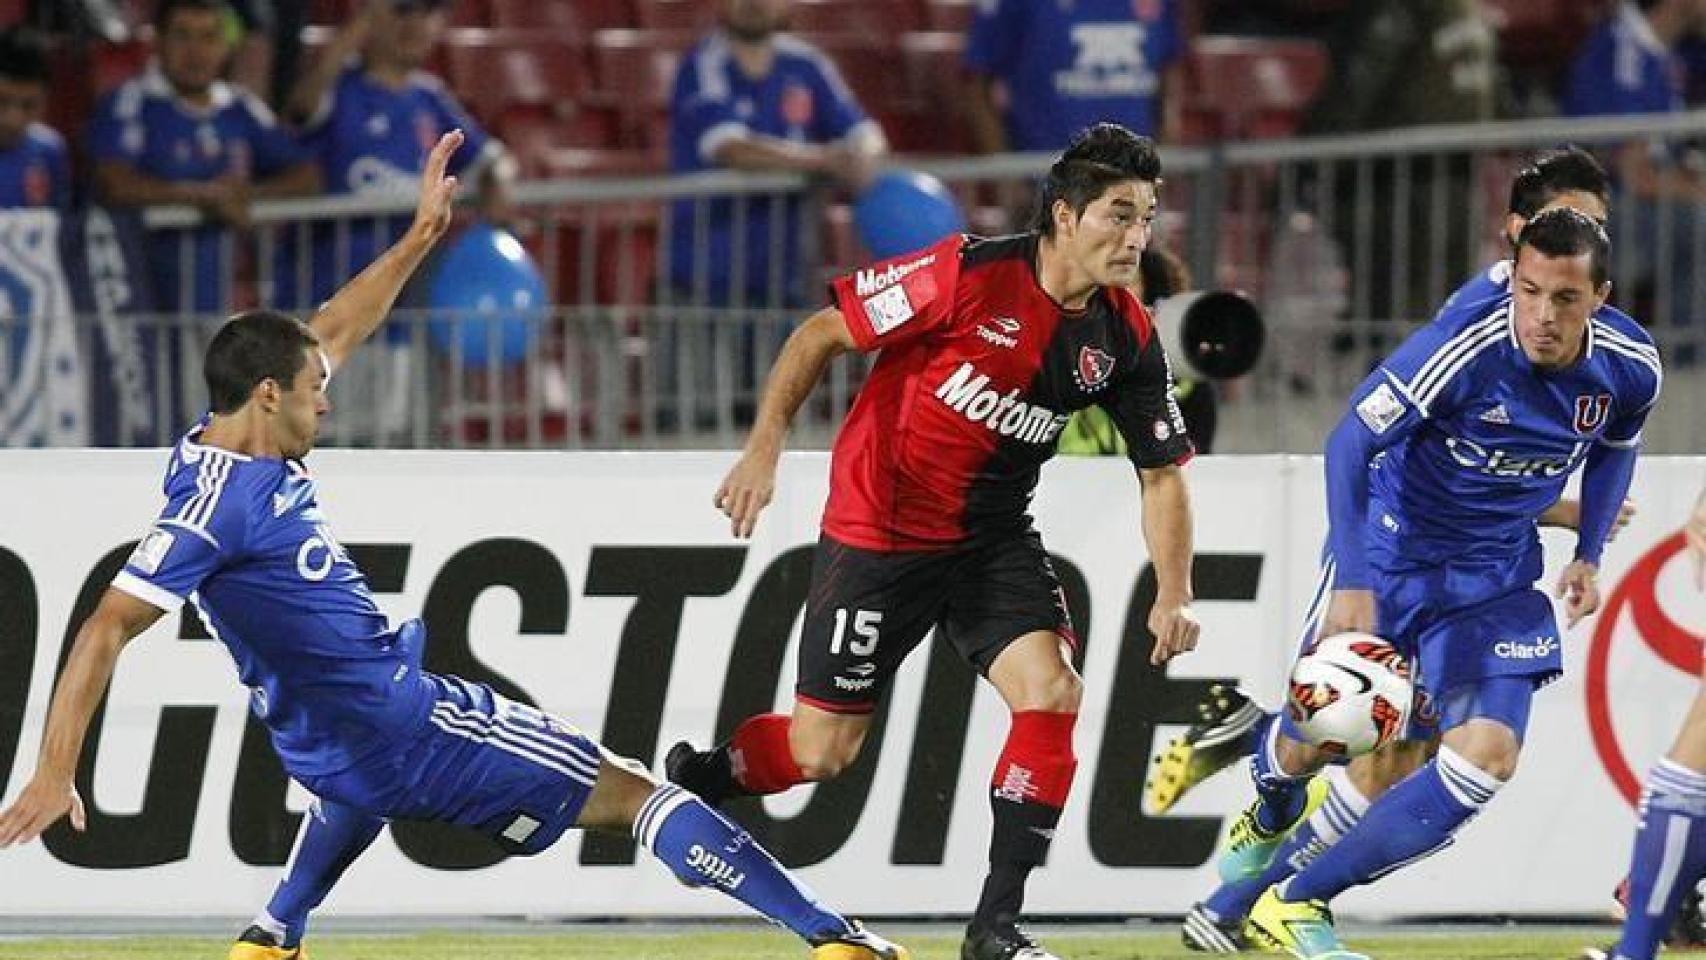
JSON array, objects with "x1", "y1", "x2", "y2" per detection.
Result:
[
  {"x1": 1282, "y1": 746, "x2": 1499, "y2": 903},
  {"x1": 259, "y1": 798, "x2": 386, "y2": 947},
  {"x1": 633, "y1": 783, "x2": 851, "y2": 942},
  {"x1": 1252, "y1": 715, "x2": 1308, "y2": 833},
  {"x1": 1205, "y1": 769, "x2": 1371, "y2": 922},
  {"x1": 1614, "y1": 760, "x2": 1706, "y2": 960}
]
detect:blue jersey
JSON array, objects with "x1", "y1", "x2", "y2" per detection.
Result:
[
  {"x1": 964, "y1": 0, "x2": 1181, "y2": 150},
  {"x1": 667, "y1": 31, "x2": 875, "y2": 304},
  {"x1": 284, "y1": 64, "x2": 493, "y2": 308},
  {"x1": 1564, "y1": 3, "x2": 1683, "y2": 118},
  {"x1": 88, "y1": 70, "x2": 308, "y2": 312},
  {"x1": 112, "y1": 420, "x2": 433, "y2": 778},
  {"x1": 0, "y1": 124, "x2": 69, "y2": 209},
  {"x1": 1336, "y1": 287, "x2": 1661, "y2": 576}
]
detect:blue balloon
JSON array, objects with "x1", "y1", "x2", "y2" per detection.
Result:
[
  {"x1": 853, "y1": 169, "x2": 966, "y2": 260},
  {"x1": 427, "y1": 223, "x2": 546, "y2": 366}
]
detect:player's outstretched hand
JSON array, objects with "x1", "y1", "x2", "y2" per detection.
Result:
[
  {"x1": 412, "y1": 129, "x2": 463, "y2": 246},
  {"x1": 0, "y1": 777, "x2": 84, "y2": 849},
  {"x1": 1147, "y1": 597, "x2": 1200, "y2": 665},
  {"x1": 1556, "y1": 559, "x2": 1601, "y2": 628},
  {"x1": 1688, "y1": 487, "x2": 1706, "y2": 590},
  {"x1": 1319, "y1": 588, "x2": 1377, "y2": 639},
  {"x1": 715, "y1": 451, "x2": 777, "y2": 539}
]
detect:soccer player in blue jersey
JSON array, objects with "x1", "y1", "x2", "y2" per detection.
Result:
[
  {"x1": 0, "y1": 28, "x2": 69, "y2": 210},
  {"x1": 1209, "y1": 209, "x2": 1660, "y2": 960},
  {"x1": 0, "y1": 130, "x2": 908, "y2": 960},
  {"x1": 1578, "y1": 488, "x2": 1706, "y2": 960}
]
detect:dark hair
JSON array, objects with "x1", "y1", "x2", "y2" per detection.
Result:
[
  {"x1": 0, "y1": 28, "x2": 49, "y2": 87},
  {"x1": 1031, "y1": 123, "x2": 1162, "y2": 237},
  {"x1": 1514, "y1": 207, "x2": 1612, "y2": 286},
  {"x1": 1508, "y1": 146, "x2": 1610, "y2": 219},
  {"x1": 156, "y1": 0, "x2": 232, "y2": 31},
  {"x1": 1138, "y1": 246, "x2": 1192, "y2": 305},
  {"x1": 204, "y1": 310, "x2": 318, "y2": 414}
]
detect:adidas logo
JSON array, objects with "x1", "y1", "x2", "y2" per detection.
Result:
[{"x1": 1479, "y1": 404, "x2": 1511, "y2": 425}]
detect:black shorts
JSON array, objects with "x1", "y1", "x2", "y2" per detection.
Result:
[{"x1": 795, "y1": 530, "x2": 1075, "y2": 713}]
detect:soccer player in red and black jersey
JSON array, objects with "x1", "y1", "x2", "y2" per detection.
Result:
[{"x1": 666, "y1": 123, "x2": 1201, "y2": 960}]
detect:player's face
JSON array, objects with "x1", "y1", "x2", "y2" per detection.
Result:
[
  {"x1": 275, "y1": 348, "x2": 331, "y2": 459},
  {"x1": 1503, "y1": 191, "x2": 1610, "y2": 247},
  {"x1": 1511, "y1": 247, "x2": 1609, "y2": 369},
  {"x1": 0, "y1": 77, "x2": 44, "y2": 151},
  {"x1": 723, "y1": 0, "x2": 789, "y2": 42},
  {"x1": 1064, "y1": 180, "x2": 1157, "y2": 287},
  {"x1": 158, "y1": 9, "x2": 230, "y2": 96}
]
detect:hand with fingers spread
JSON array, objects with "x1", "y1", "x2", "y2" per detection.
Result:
[
  {"x1": 412, "y1": 129, "x2": 463, "y2": 245},
  {"x1": 715, "y1": 448, "x2": 779, "y2": 539},
  {"x1": 0, "y1": 776, "x2": 84, "y2": 849},
  {"x1": 1556, "y1": 559, "x2": 1601, "y2": 628},
  {"x1": 1147, "y1": 593, "x2": 1200, "y2": 665}
]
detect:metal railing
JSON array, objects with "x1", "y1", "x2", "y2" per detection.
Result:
[{"x1": 3, "y1": 111, "x2": 1705, "y2": 450}]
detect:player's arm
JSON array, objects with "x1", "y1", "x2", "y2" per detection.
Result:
[
  {"x1": 1138, "y1": 463, "x2": 1199, "y2": 664},
  {"x1": 1537, "y1": 496, "x2": 1635, "y2": 539},
  {"x1": 0, "y1": 588, "x2": 163, "y2": 847},
  {"x1": 308, "y1": 129, "x2": 461, "y2": 371},
  {"x1": 715, "y1": 306, "x2": 859, "y2": 538}
]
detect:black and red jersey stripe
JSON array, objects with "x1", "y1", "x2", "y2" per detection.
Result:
[{"x1": 823, "y1": 232, "x2": 1194, "y2": 552}]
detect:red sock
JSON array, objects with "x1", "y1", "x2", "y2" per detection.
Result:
[
  {"x1": 990, "y1": 710, "x2": 1078, "y2": 809},
  {"x1": 729, "y1": 713, "x2": 807, "y2": 795}
]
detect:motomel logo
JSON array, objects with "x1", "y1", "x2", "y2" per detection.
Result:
[
  {"x1": 1445, "y1": 436, "x2": 1583, "y2": 478},
  {"x1": 855, "y1": 253, "x2": 936, "y2": 297},
  {"x1": 935, "y1": 362, "x2": 1069, "y2": 445},
  {"x1": 1496, "y1": 636, "x2": 1559, "y2": 660}
]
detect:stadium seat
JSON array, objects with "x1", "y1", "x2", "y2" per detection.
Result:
[
  {"x1": 1481, "y1": 0, "x2": 1613, "y2": 75},
  {"x1": 500, "y1": 110, "x2": 623, "y2": 168},
  {"x1": 799, "y1": 33, "x2": 910, "y2": 112},
  {"x1": 490, "y1": 0, "x2": 628, "y2": 36},
  {"x1": 589, "y1": 28, "x2": 694, "y2": 107},
  {"x1": 923, "y1": 0, "x2": 975, "y2": 32},
  {"x1": 442, "y1": 29, "x2": 584, "y2": 126},
  {"x1": 634, "y1": 0, "x2": 716, "y2": 31},
  {"x1": 900, "y1": 30, "x2": 966, "y2": 106},
  {"x1": 92, "y1": 37, "x2": 152, "y2": 99},
  {"x1": 788, "y1": 0, "x2": 924, "y2": 35},
  {"x1": 1182, "y1": 36, "x2": 1329, "y2": 142},
  {"x1": 0, "y1": 0, "x2": 25, "y2": 26}
]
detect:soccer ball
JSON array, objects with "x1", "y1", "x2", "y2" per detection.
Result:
[{"x1": 1286, "y1": 631, "x2": 1414, "y2": 756}]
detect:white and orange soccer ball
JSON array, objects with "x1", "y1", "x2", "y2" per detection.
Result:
[{"x1": 1286, "y1": 631, "x2": 1414, "y2": 756}]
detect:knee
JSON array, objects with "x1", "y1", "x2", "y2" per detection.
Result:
[
  {"x1": 1008, "y1": 665, "x2": 1084, "y2": 714},
  {"x1": 788, "y1": 722, "x2": 866, "y2": 781},
  {"x1": 1442, "y1": 732, "x2": 1520, "y2": 784}
]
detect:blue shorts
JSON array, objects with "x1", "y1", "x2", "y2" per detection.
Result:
[
  {"x1": 296, "y1": 673, "x2": 603, "y2": 855},
  {"x1": 1286, "y1": 542, "x2": 1560, "y2": 738}
]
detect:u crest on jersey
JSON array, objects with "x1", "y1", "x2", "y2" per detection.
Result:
[{"x1": 1573, "y1": 393, "x2": 1612, "y2": 434}]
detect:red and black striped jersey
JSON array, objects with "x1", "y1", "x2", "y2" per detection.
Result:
[{"x1": 823, "y1": 232, "x2": 1194, "y2": 551}]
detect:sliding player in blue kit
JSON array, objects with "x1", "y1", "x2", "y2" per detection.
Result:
[{"x1": 0, "y1": 130, "x2": 907, "y2": 960}]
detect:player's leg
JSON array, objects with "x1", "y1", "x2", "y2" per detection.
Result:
[
  {"x1": 667, "y1": 536, "x2": 938, "y2": 806},
  {"x1": 958, "y1": 628, "x2": 1083, "y2": 960},
  {"x1": 227, "y1": 796, "x2": 386, "y2": 960},
  {"x1": 580, "y1": 753, "x2": 908, "y2": 958},
  {"x1": 1248, "y1": 680, "x2": 1528, "y2": 960},
  {"x1": 1586, "y1": 680, "x2": 1706, "y2": 960}
]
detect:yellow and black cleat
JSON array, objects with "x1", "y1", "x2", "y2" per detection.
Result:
[{"x1": 1146, "y1": 684, "x2": 1267, "y2": 815}]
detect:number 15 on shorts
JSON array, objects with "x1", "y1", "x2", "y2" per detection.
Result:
[{"x1": 830, "y1": 608, "x2": 883, "y2": 656}]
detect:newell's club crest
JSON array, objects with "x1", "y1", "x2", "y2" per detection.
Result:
[
  {"x1": 1573, "y1": 393, "x2": 1612, "y2": 434},
  {"x1": 1075, "y1": 346, "x2": 1116, "y2": 391}
]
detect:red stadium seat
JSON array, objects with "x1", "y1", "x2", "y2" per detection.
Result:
[
  {"x1": 799, "y1": 33, "x2": 910, "y2": 111},
  {"x1": 1183, "y1": 36, "x2": 1328, "y2": 142},
  {"x1": 0, "y1": 0, "x2": 26, "y2": 26},
  {"x1": 1481, "y1": 0, "x2": 1613, "y2": 74},
  {"x1": 490, "y1": 0, "x2": 630, "y2": 36},
  {"x1": 787, "y1": 0, "x2": 924, "y2": 35},
  {"x1": 500, "y1": 110, "x2": 623, "y2": 167},
  {"x1": 923, "y1": 0, "x2": 975, "y2": 32},
  {"x1": 92, "y1": 38, "x2": 153, "y2": 99},
  {"x1": 634, "y1": 0, "x2": 716, "y2": 31},
  {"x1": 589, "y1": 28, "x2": 694, "y2": 107},
  {"x1": 443, "y1": 29, "x2": 584, "y2": 125},
  {"x1": 900, "y1": 30, "x2": 966, "y2": 105}
]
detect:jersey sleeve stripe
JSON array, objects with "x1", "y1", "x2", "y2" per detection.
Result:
[
  {"x1": 1595, "y1": 323, "x2": 1662, "y2": 366},
  {"x1": 1410, "y1": 320, "x2": 1507, "y2": 413},
  {"x1": 1406, "y1": 311, "x2": 1507, "y2": 404},
  {"x1": 111, "y1": 569, "x2": 186, "y2": 612},
  {"x1": 177, "y1": 453, "x2": 235, "y2": 532}
]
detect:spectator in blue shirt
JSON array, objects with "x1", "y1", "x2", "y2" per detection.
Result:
[
  {"x1": 667, "y1": 0, "x2": 887, "y2": 309},
  {"x1": 1565, "y1": 0, "x2": 1706, "y2": 338},
  {"x1": 0, "y1": 28, "x2": 69, "y2": 210},
  {"x1": 89, "y1": 0, "x2": 320, "y2": 314},
  {"x1": 962, "y1": 0, "x2": 1182, "y2": 153},
  {"x1": 281, "y1": 0, "x2": 515, "y2": 308}
]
